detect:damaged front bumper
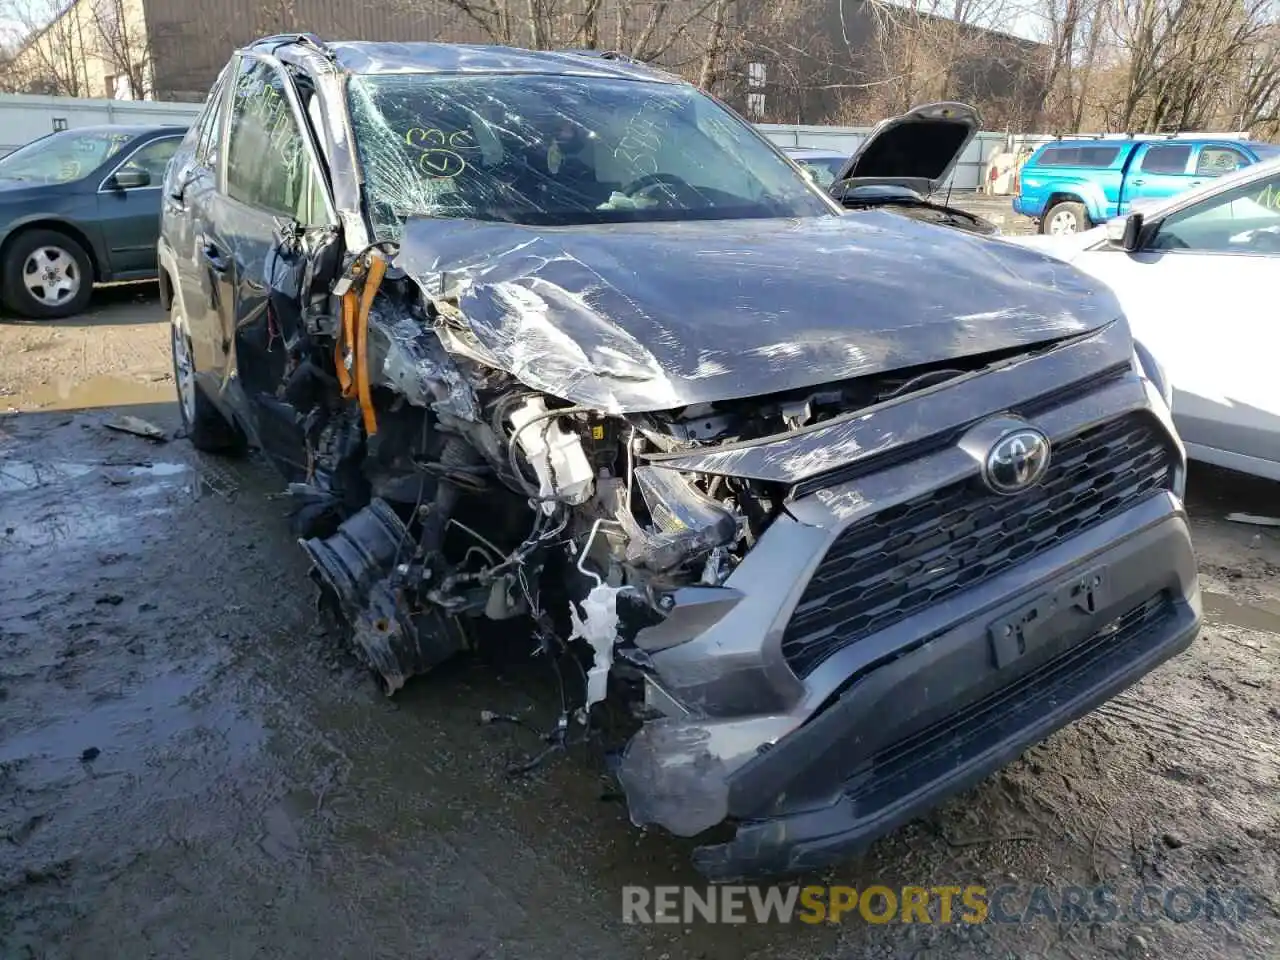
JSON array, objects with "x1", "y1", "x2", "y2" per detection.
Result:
[{"x1": 615, "y1": 348, "x2": 1201, "y2": 880}]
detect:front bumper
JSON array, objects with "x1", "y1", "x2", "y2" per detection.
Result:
[
  {"x1": 691, "y1": 499, "x2": 1199, "y2": 879},
  {"x1": 614, "y1": 327, "x2": 1199, "y2": 879}
]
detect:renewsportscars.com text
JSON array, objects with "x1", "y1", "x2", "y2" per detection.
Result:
[{"x1": 622, "y1": 884, "x2": 1261, "y2": 926}]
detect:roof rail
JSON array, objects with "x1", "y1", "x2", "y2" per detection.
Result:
[
  {"x1": 251, "y1": 33, "x2": 333, "y2": 55},
  {"x1": 1053, "y1": 131, "x2": 1250, "y2": 142}
]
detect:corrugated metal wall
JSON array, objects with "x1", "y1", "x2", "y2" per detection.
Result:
[
  {"x1": 142, "y1": 0, "x2": 483, "y2": 100},
  {"x1": 0, "y1": 92, "x2": 203, "y2": 155}
]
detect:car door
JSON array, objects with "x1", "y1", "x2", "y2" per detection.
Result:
[
  {"x1": 95, "y1": 134, "x2": 182, "y2": 277},
  {"x1": 1124, "y1": 143, "x2": 1198, "y2": 208},
  {"x1": 1073, "y1": 167, "x2": 1280, "y2": 478},
  {"x1": 206, "y1": 53, "x2": 336, "y2": 476},
  {"x1": 170, "y1": 69, "x2": 232, "y2": 389}
]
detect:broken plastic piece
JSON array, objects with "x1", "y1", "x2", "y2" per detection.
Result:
[
  {"x1": 616, "y1": 714, "x2": 797, "y2": 837},
  {"x1": 1226, "y1": 513, "x2": 1280, "y2": 527},
  {"x1": 104, "y1": 416, "x2": 167, "y2": 442},
  {"x1": 570, "y1": 582, "x2": 622, "y2": 706},
  {"x1": 509, "y1": 396, "x2": 594, "y2": 513}
]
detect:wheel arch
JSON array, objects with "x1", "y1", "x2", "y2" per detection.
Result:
[{"x1": 0, "y1": 219, "x2": 102, "y2": 283}]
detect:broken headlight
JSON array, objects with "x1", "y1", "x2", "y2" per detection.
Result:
[{"x1": 621, "y1": 466, "x2": 739, "y2": 572}]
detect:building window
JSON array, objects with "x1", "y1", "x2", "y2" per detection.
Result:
[
  {"x1": 746, "y1": 93, "x2": 766, "y2": 119},
  {"x1": 747, "y1": 62, "x2": 766, "y2": 89}
]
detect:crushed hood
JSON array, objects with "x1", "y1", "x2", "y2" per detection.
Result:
[
  {"x1": 834, "y1": 101, "x2": 980, "y2": 195},
  {"x1": 395, "y1": 212, "x2": 1122, "y2": 414}
]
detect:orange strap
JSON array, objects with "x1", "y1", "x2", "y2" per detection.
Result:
[
  {"x1": 354, "y1": 252, "x2": 387, "y2": 438},
  {"x1": 335, "y1": 289, "x2": 357, "y2": 397}
]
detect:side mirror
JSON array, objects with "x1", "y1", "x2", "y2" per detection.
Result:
[
  {"x1": 1106, "y1": 212, "x2": 1144, "y2": 251},
  {"x1": 108, "y1": 167, "x2": 151, "y2": 190}
]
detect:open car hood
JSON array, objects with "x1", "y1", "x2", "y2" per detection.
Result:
[
  {"x1": 396, "y1": 213, "x2": 1121, "y2": 415},
  {"x1": 834, "y1": 101, "x2": 981, "y2": 195}
]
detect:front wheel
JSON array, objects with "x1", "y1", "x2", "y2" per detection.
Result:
[
  {"x1": 1041, "y1": 201, "x2": 1091, "y2": 236},
  {"x1": 170, "y1": 293, "x2": 245, "y2": 454},
  {"x1": 1, "y1": 229, "x2": 94, "y2": 319}
]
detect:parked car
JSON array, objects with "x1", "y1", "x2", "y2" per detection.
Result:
[
  {"x1": 789, "y1": 103, "x2": 998, "y2": 235},
  {"x1": 1014, "y1": 135, "x2": 1280, "y2": 236},
  {"x1": 0, "y1": 124, "x2": 187, "y2": 318},
  {"x1": 1009, "y1": 156, "x2": 1280, "y2": 482},
  {"x1": 162, "y1": 36, "x2": 1199, "y2": 880}
]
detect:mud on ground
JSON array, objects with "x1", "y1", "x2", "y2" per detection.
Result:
[{"x1": 0, "y1": 286, "x2": 1276, "y2": 960}]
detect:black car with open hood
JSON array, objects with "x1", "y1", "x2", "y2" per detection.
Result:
[
  {"x1": 158, "y1": 36, "x2": 1199, "y2": 881},
  {"x1": 827, "y1": 101, "x2": 997, "y2": 235}
]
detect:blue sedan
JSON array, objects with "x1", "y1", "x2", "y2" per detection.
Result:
[{"x1": 0, "y1": 124, "x2": 187, "y2": 318}]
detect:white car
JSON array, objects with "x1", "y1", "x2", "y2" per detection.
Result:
[{"x1": 1009, "y1": 156, "x2": 1280, "y2": 481}]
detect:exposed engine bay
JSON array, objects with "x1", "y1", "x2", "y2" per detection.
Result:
[{"x1": 286, "y1": 241, "x2": 1007, "y2": 710}]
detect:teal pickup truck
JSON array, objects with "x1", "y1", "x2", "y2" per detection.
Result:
[{"x1": 1013, "y1": 137, "x2": 1279, "y2": 234}]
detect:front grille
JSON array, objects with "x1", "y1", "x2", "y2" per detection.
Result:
[
  {"x1": 842, "y1": 593, "x2": 1173, "y2": 812},
  {"x1": 782, "y1": 414, "x2": 1175, "y2": 677}
]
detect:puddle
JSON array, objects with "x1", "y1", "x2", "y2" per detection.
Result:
[
  {"x1": 3, "y1": 504, "x2": 176, "y2": 550},
  {"x1": 0, "y1": 459, "x2": 191, "y2": 494},
  {"x1": 0, "y1": 664, "x2": 265, "y2": 790},
  {"x1": 127, "y1": 462, "x2": 188, "y2": 478},
  {"x1": 0, "y1": 459, "x2": 98, "y2": 492},
  {"x1": 1202, "y1": 591, "x2": 1280, "y2": 635},
  {"x1": 12, "y1": 374, "x2": 175, "y2": 412}
]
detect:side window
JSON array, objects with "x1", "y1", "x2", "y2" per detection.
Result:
[
  {"x1": 194, "y1": 75, "x2": 230, "y2": 178},
  {"x1": 1151, "y1": 170, "x2": 1280, "y2": 253},
  {"x1": 1140, "y1": 145, "x2": 1192, "y2": 175},
  {"x1": 1196, "y1": 146, "x2": 1247, "y2": 178},
  {"x1": 120, "y1": 137, "x2": 181, "y2": 184},
  {"x1": 226, "y1": 59, "x2": 330, "y2": 224},
  {"x1": 1035, "y1": 145, "x2": 1120, "y2": 168}
]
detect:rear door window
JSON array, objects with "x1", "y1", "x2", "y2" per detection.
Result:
[
  {"x1": 1195, "y1": 146, "x2": 1248, "y2": 177},
  {"x1": 1140, "y1": 145, "x2": 1192, "y2": 174}
]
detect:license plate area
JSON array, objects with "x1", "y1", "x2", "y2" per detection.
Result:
[{"x1": 988, "y1": 565, "x2": 1108, "y2": 668}]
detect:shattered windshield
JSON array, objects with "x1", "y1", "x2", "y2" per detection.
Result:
[
  {"x1": 0, "y1": 129, "x2": 134, "y2": 183},
  {"x1": 346, "y1": 73, "x2": 832, "y2": 237}
]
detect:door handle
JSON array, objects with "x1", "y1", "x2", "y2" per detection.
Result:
[
  {"x1": 1130, "y1": 178, "x2": 1145, "y2": 186},
  {"x1": 203, "y1": 243, "x2": 229, "y2": 274}
]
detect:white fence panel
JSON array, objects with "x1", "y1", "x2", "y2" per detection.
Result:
[{"x1": 0, "y1": 93, "x2": 202, "y2": 156}]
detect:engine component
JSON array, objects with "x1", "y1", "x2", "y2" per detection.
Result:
[
  {"x1": 508, "y1": 396, "x2": 595, "y2": 512},
  {"x1": 352, "y1": 580, "x2": 469, "y2": 694},
  {"x1": 570, "y1": 582, "x2": 623, "y2": 706},
  {"x1": 300, "y1": 498, "x2": 408, "y2": 609}
]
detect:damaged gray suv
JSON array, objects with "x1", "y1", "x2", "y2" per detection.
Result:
[{"x1": 159, "y1": 35, "x2": 1201, "y2": 880}]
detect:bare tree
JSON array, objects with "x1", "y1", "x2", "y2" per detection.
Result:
[
  {"x1": 392, "y1": 0, "x2": 738, "y2": 89},
  {"x1": 91, "y1": 0, "x2": 153, "y2": 98},
  {"x1": 0, "y1": 0, "x2": 94, "y2": 96}
]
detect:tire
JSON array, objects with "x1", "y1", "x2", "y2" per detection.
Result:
[
  {"x1": 1, "y1": 228, "x2": 95, "y2": 319},
  {"x1": 169, "y1": 289, "x2": 246, "y2": 454},
  {"x1": 1041, "y1": 201, "x2": 1091, "y2": 236}
]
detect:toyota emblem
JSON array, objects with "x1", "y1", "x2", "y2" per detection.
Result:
[{"x1": 983, "y1": 428, "x2": 1051, "y2": 495}]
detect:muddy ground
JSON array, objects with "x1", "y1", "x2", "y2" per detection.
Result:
[{"x1": 1, "y1": 279, "x2": 1276, "y2": 960}]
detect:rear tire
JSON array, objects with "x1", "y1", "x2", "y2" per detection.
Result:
[
  {"x1": 1041, "y1": 201, "x2": 1091, "y2": 236},
  {"x1": 170, "y1": 291, "x2": 245, "y2": 454},
  {"x1": 1, "y1": 228, "x2": 94, "y2": 319}
]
